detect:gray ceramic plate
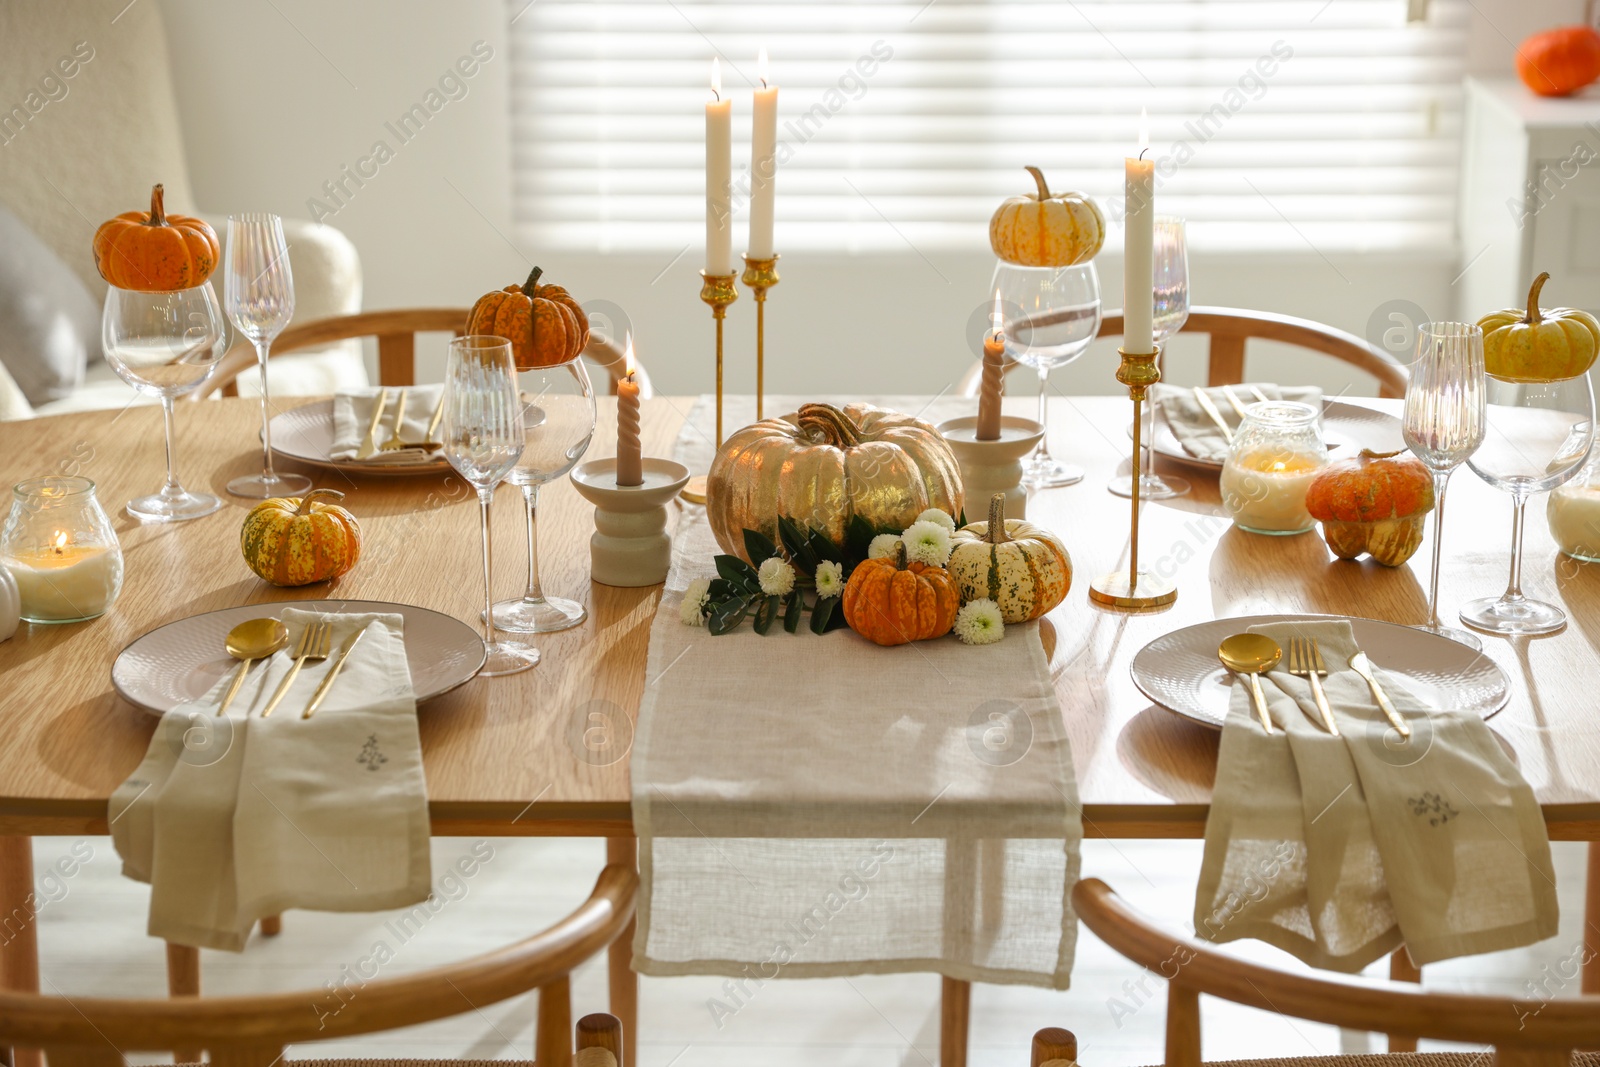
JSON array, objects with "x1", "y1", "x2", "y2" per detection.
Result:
[
  {"x1": 1135, "y1": 399, "x2": 1406, "y2": 471},
  {"x1": 268, "y1": 399, "x2": 452, "y2": 477}
]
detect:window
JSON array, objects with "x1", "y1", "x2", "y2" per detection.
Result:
[{"x1": 510, "y1": 0, "x2": 1466, "y2": 255}]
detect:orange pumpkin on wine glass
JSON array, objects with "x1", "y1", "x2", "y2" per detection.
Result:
[
  {"x1": 465, "y1": 266, "x2": 590, "y2": 370},
  {"x1": 92, "y1": 184, "x2": 220, "y2": 292}
]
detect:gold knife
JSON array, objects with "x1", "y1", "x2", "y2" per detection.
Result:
[
  {"x1": 423, "y1": 390, "x2": 446, "y2": 449},
  {"x1": 1192, "y1": 387, "x2": 1234, "y2": 443},
  {"x1": 1221, "y1": 384, "x2": 1251, "y2": 421},
  {"x1": 354, "y1": 389, "x2": 390, "y2": 461},
  {"x1": 301, "y1": 627, "x2": 367, "y2": 720},
  {"x1": 1349, "y1": 650, "x2": 1411, "y2": 738}
]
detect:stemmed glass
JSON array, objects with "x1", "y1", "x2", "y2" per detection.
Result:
[
  {"x1": 442, "y1": 336, "x2": 538, "y2": 676},
  {"x1": 1401, "y1": 322, "x2": 1487, "y2": 649},
  {"x1": 101, "y1": 284, "x2": 226, "y2": 521},
  {"x1": 224, "y1": 213, "x2": 311, "y2": 499},
  {"x1": 491, "y1": 356, "x2": 597, "y2": 635},
  {"x1": 1461, "y1": 373, "x2": 1595, "y2": 635},
  {"x1": 1110, "y1": 214, "x2": 1192, "y2": 500},
  {"x1": 992, "y1": 261, "x2": 1101, "y2": 487}
]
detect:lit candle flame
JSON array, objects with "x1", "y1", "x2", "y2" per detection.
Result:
[
  {"x1": 51, "y1": 530, "x2": 67, "y2": 553},
  {"x1": 1138, "y1": 107, "x2": 1149, "y2": 155},
  {"x1": 759, "y1": 47, "x2": 769, "y2": 89},
  {"x1": 991, "y1": 289, "x2": 1003, "y2": 333},
  {"x1": 710, "y1": 57, "x2": 721, "y2": 100},
  {"x1": 623, "y1": 332, "x2": 635, "y2": 379}
]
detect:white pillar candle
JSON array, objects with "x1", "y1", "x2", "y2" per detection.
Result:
[
  {"x1": 705, "y1": 58, "x2": 734, "y2": 275},
  {"x1": 748, "y1": 48, "x2": 779, "y2": 260},
  {"x1": 1219, "y1": 450, "x2": 1323, "y2": 535},
  {"x1": 1123, "y1": 108, "x2": 1155, "y2": 356},
  {"x1": 5, "y1": 535, "x2": 123, "y2": 622}
]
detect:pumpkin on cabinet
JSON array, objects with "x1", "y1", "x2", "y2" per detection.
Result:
[
  {"x1": 240, "y1": 489, "x2": 362, "y2": 587},
  {"x1": 988, "y1": 166, "x2": 1105, "y2": 268},
  {"x1": 842, "y1": 540, "x2": 960, "y2": 646},
  {"x1": 1478, "y1": 272, "x2": 1600, "y2": 383},
  {"x1": 1304, "y1": 449, "x2": 1434, "y2": 567},
  {"x1": 947, "y1": 494, "x2": 1071, "y2": 622},
  {"x1": 92, "y1": 184, "x2": 220, "y2": 292},
  {"x1": 466, "y1": 266, "x2": 589, "y2": 370},
  {"x1": 1516, "y1": 20, "x2": 1600, "y2": 97}
]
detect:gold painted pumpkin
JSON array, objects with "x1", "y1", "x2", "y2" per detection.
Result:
[
  {"x1": 842, "y1": 540, "x2": 960, "y2": 646},
  {"x1": 707, "y1": 402, "x2": 964, "y2": 562},
  {"x1": 240, "y1": 489, "x2": 362, "y2": 587},
  {"x1": 988, "y1": 166, "x2": 1106, "y2": 268},
  {"x1": 92, "y1": 184, "x2": 220, "y2": 292},
  {"x1": 1304, "y1": 448, "x2": 1434, "y2": 567},
  {"x1": 466, "y1": 266, "x2": 590, "y2": 370},
  {"x1": 1479, "y1": 272, "x2": 1600, "y2": 382},
  {"x1": 948, "y1": 494, "x2": 1071, "y2": 622}
]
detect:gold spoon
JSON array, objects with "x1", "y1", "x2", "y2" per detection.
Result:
[
  {"x1": 1219, "y1": 633, "x2": 1282, "y2": 735},
  {"x1": 216, "y1": 618, "x2": 289, "y2": 717}
]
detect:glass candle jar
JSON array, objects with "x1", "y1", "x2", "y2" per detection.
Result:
[
  {"x1": 1219, "y1": 401, "x2": 1328, "y2": 536},
  {"x1": 0, "y1": 477, "x2": 124, "y2": 623},
  {"x1": 1548, "y1": 421, "x2": 1600, "y2": 562}
]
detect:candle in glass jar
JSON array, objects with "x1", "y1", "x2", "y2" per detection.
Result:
[
  {"x1": 1549, "y1": 483, "x2": 1600, "y2": 562},
  {"x1": 748, "y1": 48, "x2": 779, "y2": 260},
  {"x1": 616, "y1": 334, "x2": 643, "y2": 487},
  {"x1": 1220, "y1": 450, "x2": 1323, "y2": 535},
  {"x1": 5, "y1": 532, "x2": 123, "y2": 622},
  {"x1": 1124, "y1": 108, "x2": 1155, "y2": 356},
  {"x1": 977, "y1": 289, "x2": 1005, "y2": 441},
  {"x1": 705, "y1": 59, "x2": 734, "y2": 275}
]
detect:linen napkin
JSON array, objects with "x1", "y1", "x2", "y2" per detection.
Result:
[
  {"x1": 1154, "y1": 383, "x2": 1322, "y2": 463},
  {"x1": 110, "y1": 609, "x2": 431, "y2": 951},
  {"x1": 1196, "y1": 620, "x2": 1558, "y2": 972},
  {"x1": 330, "y1": 385, "x2": 444, "y2": 465}
]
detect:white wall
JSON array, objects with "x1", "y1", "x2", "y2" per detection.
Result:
[{"x1": 158, "y1": 0, "x2": 1581, "y2": 397}]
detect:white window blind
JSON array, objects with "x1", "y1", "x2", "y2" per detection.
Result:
[{"x1": 509, "y1": 0, "x2": 1466, "y2": 255}]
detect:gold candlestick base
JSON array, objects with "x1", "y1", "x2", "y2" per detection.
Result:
[
  {"x1": 1088, "y1": 344, "x2": 1178, "y2": 611},
  {"x1": 685, "y1": 271, "x2": 739, "y2": 508},
  {"x1": 740, "y1": 254, "x2": 779, "y2": 421}
]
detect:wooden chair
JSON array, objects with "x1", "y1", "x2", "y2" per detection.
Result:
[
  {"x1": 1072, "y1": 877, "x2": 1600, "y2": 1067},
  {"x1": 956, "y1": 306, "x2": 1406, "y2": 399},
  {"x1": 0, "y1": 864, "x2": 635, "y2": 1067},
  {"x1": 192, "y1": 308, "x2": 651, "y2": 400}
]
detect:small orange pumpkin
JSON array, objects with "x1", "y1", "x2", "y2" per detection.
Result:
[
  {"x1": 92, "y1": 184, "x2": 220, "y2": 292},
  {"x1": 1517, "y1": 23, "x2": 1600, "y2": 97},
  {"x1": 1304, "y1": 449, "x2": 1434, "y2": 567},
  {"x1": 465, "y1": 266, "x2": 589, "y2": 370},
  {"x1": 842, "y1": 540, "x2": 960, "y2": 646},
  {"x1": 240, "y1": 489, "x2": 362, "y2": 587}
]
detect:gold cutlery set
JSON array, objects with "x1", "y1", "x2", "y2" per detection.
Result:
[
  {"x1": 1217, "y1": 632, "x2": 1409, "y2": 738},
  {"x1": 217, "y1": 619, "x2": 364, "y2": 720},
  {"x1": 355, "y1": 388, "x2": 447, "y2": 460},
  {"x1": 1192, "y1": 383, "x2": 1272, "y2": 442}
]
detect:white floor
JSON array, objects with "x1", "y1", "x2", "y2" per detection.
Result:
[{"x1": 26, "y1": 836, "x2": 1591, "y2": 1065}]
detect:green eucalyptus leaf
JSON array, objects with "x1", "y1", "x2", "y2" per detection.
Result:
[
  {"x1": 783, "y1": 589, "x2": 803, "y2": 633},
  {"x1": 808, "y1": 527, "x2": 841, "y2": 565},
  {"x1": 707, "y1": 596, "x2": 753, "y2": 635},
  {"x1": 743, "y1": 528, "x2": 779, "y2": 564},
  {"x1": 715, "y1": 554, "x2": 761, "y2": 592},
  {"x1": 752, "y1": 594, "x2": 780, "y2": 635},
  {"x1": 777, "y1": 516, "x2": 821, "y2": 572},
  {"x1": 809, "y1": 595, "x2": 837, "y2": 635}
]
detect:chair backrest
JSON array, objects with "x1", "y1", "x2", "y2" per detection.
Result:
[
  {"x1": 957, "y1": 306, "x2": 1406, "y2": 400},
  {"x1": 195, "y1": 309, "x2": 650, "y2": 400},
  {"x1": 1072, "y1": 877, "x2": 1600, "y2": 1067},
  {"x1": 0, "y1": 864, "x2": 635, "y2": 1066}
]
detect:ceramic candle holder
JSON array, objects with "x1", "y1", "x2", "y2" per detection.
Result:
[
  {"x1": 571, "y1": 458, "x2": 691, "y2": 587},
  {"x1": 936, "y1": 416, "x2": 1046, "y2": 520}
]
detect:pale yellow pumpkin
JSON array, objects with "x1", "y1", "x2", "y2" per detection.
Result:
[
  {"x1": 947, "y1": 494, "x2": 1071, "y2": 623},
  {"x1": 988, "y1": 167, "x2": 1105, "y2": 268},
  {"x1": 1479, "y1": 272, "x2": 1600, "y2": 382}
]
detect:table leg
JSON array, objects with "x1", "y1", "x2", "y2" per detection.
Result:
[
  {"x1": 1585, "y1": 842, "x2": 1600, "y2": 995},
  {"x1": 605, "y1": 836, "x2": 638, "y2": 1067},
  {"x1": 167, "y1": 942, "x2": 201, "y2": 1064},
  {"x1": 0, "y1": 836, "x2": 41, "y2": 1067},
  {"x1": 940, "y1": 976, "x2": 970, "y2": 1067},
  {"x1": 258, "y1": 915, "x2": 282, "y2": 937},
  {"x1": 1387, "y1": 948, "x2": 1420, "y2": 1052}
]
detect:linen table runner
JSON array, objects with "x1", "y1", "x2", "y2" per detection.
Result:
[
  {"x1": 111, "y1": 609, "x2": 431, "y2": 951},
  {"x1": 1196, "y1": 620, "x2": 1557, "y2": 972},
  {"x1": 633, "y1": 396, "x2": 1082, "y2": 988}
]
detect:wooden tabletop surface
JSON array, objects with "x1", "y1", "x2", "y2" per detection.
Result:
[{"x1": 3, "y1": 395, "x2": 1599, "y2": 840}]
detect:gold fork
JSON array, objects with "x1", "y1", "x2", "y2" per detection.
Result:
[
  {"x1": 379, "y1": 388, "x2": 410, "y2": 451},
  {"x1": 1192, "y1": 387, "x2": 1234, "y2": 443},
  {"x1": 260, "y1": 622, "x2": 331, "y2": 718},
  {"x1": 1287, "y1": 636, "x2": 1339, "y2": 735}
]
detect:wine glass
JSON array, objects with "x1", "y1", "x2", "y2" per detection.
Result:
[
  {"x1": 442, "y1": 336, "x2": 537, "y2": 676},
  {"x1": 1402, "y1": 322, "x2": 1487, "y2": 649},
  {"x1": 992, "y1": 261, "x2": 1101, "y2": 487},
  {"x1": 1460, "y1": 372, "x2": 1595, "y2": 635},
  {"x1": 101, "y1": 284, "x2": 227, "y2": 521},
  {"x1": 1110, "y1": 214, "x2": 1192, "y2": 500},
  {"x1": 491, "y1": 356, "x2": 597, "y2": 634},
  {"x1": 223, "y1": 213, "x2": 311, "y2": 499}
]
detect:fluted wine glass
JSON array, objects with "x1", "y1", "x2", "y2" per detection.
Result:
[
  {"x1": 442, "y1": 336, "x2": 536, "y2": 676},
  {"x1": 1461, "y1": 372, "x2": 1595, "y2": 635},
  {"x1": 1111, "y1": 214, "x2": 1191, "y2": 500},
  {"x1": 1402, "y1": 322, "x2": 1486, "y2": 649},
  {"x1": 491, "y1": 356, "x2": 597, "y2": 635},
  {"x1": 224, "y1": 213, "x2": 311, "y2": 499},
  {"x1": 101, "y1": 284, "x2": 226, "y2": 521}
]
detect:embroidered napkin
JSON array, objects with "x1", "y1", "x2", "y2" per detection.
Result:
[
  {"x1": 1196, "y1": 620, "x2": 1558, "y2": 971},
  {"x1": 111, "y1": 609, "x2": 431, "y2": 951},
  {"x1": 1154, "y1": 383, "x2": 1322, "y2": 463},
  {"x1": 330, "y1": 385, "x2": 444, "y2": 465}
]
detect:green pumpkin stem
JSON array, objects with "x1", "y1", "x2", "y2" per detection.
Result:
[
  {"x1": 294, "y1": 488, "x2": 345, "y2": 516},
  {"x1": 520, "y1": 266, "x2": 545, "y2": 297},
  {"x1": 1526, "y1": 272, "x2": 1550, "y2": 326},
  {"x1": 146, "y1": 183, "x2": 167, "y2": 227},
  {"x1": 986, "y1": 493, "x2": 1010, "y2": 545},
  {"x1": 1025, "y1": 165, "x2": 1051, "y2": 201}
]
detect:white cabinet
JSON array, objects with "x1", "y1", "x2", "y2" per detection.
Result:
[{"x1": 1458, "y1": 76, "x2": 1600, "y2": 318}]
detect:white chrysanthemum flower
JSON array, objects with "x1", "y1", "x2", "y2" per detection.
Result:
[
  {"x1": 954, "y1": 598, "x2": 1005, "y2": 645},
  {"x1": 680, "y1": 577, "x2": 711, "y2": 626},
  {"x1": 916, "y1": 507, "x2": 957, "y2": 533},
  {"x1": 758, "y1": 557, "x2": 796, "y2": 596},
  {"x1": 814, "y1": 559, "x2": 845, "y2": 598},
  {"x1": 868, "y1": 533, "x2": 902, "y2": 560},
  {"x1": 902, "y1": 520, "x2": 953, "y2": 567}
]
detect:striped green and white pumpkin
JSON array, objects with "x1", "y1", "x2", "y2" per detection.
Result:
[{"x1": 948, "y1": 494, "x2": 1071, "y2": 623}]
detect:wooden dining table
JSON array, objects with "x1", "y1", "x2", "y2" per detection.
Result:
[{"x1": 3, "y1": 393, "x2": 1600, "y2": 1062}]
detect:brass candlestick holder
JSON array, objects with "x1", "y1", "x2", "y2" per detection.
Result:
[
  {"x1": 682, "y1": 270, "x2": 740, "y2": 506},
  {"x1": 1088, "y1": 344, "x2": 1178, "y2": 610},
  {"x1": 740, "y1": 253, "x2": 779, "y2": 420}
]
